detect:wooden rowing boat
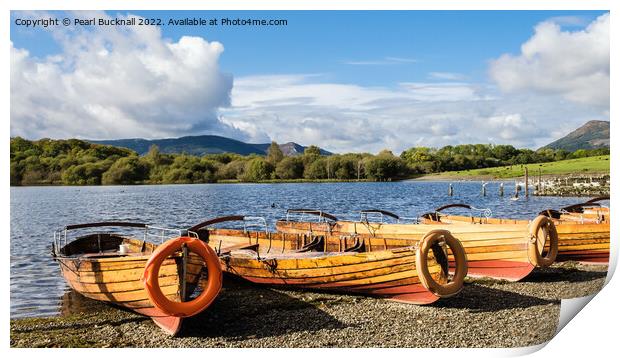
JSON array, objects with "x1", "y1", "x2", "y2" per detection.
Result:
[
  {"x1": 540, "y1": 196, "x2": 610, "y2": 224},
  {"x1": 188, "y1": 216, "x2": 468, "y2": 305},
  {"x1": 275, "y1": 209, "x2": 558, "y2": 281},
  {"x1": 52, "y1": 222, "x2": 221, "y2": 335},
  {"x1": 420, "y1": 200, "x2": 610, "y2": 264}
]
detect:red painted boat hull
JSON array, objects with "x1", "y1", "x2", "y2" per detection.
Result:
[
  {"x1": 449, "y1": 260, "x2": 534, "y2": 282},
  {"x1": 236, "y1": 274, "x2": 441, "y2": 305}
]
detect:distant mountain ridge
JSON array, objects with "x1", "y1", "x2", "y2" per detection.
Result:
[
  {"x1": 251, "y1": 141, "x2": 316, "y2": 156},
  {"x1": 89, "y1": 135, "x2": 332, "y2": 156},
  {"x1": 542, "y1": 120, "x2": 610, "y2": 151}
]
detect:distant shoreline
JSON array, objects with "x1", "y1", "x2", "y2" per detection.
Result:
[{"x1": 9, "y1": 171, "x2": 610, "y2": 187}]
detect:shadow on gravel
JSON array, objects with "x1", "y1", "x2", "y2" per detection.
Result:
[
  {"x1": 12, "y1": 316, "x2": 147, "y2": 334},
  {"x1": 524, "y1": 267, "x2": 608, "y2": 283},
  {"x1": 180, "y1": 279, "x2": 346, "y2": 340},
  {"x1": 430, "y1": 283, "x2": 558, "y2": 312}
]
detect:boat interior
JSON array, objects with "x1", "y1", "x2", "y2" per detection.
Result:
[
  {"x1": 189, "y1": 215, "x2": 446, "y2": 262},
  {"x1": 53, "y1": 222, "x2": 187, "y2": 259}
]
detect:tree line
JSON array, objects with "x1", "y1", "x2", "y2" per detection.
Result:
[{"x1": 10, "y1": 137, "x2": 609, "y2": 186}]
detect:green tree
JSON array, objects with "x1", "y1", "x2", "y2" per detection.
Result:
[
  {"x1": 10, "y1": 162, "x2": 23, "y2": 185},
  {"x1": 275, "y1": 157, "x2": 304, "y2": 179},
  {"x1": 101, "y1": 157, "x2": 149, "y2": 185},
  {"x1": 491, "y1": 144, "x2": 518, "y2": 162},
  {"x1": 302, "y1": 145, "x2": 322, "y2": 165},
  {"x1": 304, "y1": 145, "x2": 321, "y2": 156},
  {"x1": 144, "y1": 145, "x2": 163, "y2": 166},
  {"x1": 571, "y1": 149, "x2": 589, "y2": 159},
  {"x1": 266, "y1": 141, "x2": 284, "y2": 165},
  {"x1": 159, "y1": 154, "x2": 216, "y2": 183},
  {"x1": 10, "y1": 136, "x2": 36, "y2": 157},
  {"x1": 364, "y1": 150, "x2": 406, "y2": 181},
  {"x1": 217, "y1": 159, "x2": 247, "y2": 180},
  {"x1": 304, "y1": 158, "x2": 328, "y2": 179},
  {"x1": 62, "y1": 161, "x2": 112, "y2": 185},
  {"x1": 401, "y1": 147, "x2": 434, "y2": 163},
  {"x1": 242, "y1": 158, "x2": 274, "y2": 181}
]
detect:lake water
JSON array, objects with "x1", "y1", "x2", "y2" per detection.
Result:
[{"x1": 10, "y1": 181, "x2": 587, "y2": 318}]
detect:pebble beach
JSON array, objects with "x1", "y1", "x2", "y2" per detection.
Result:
[{"x1": 10, "y1": 261, "x2": 608, "y2": 348}]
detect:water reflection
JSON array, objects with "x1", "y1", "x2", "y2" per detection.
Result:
[{"x1": 59, "y1": 289, "x2": 118, "y2": 317}]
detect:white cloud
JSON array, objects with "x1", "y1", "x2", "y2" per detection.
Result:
[
  {"x1": 223, "y1": 74, "x2": 603, "y2": 153},
  {"x1": 11, "y1": 11, "x2": 238, "y2": 140},
  {"x1": 489, "y1": 13, "x2": 609, "y2": 108},
  {"x1": 428, "y1": 72, "x2": 468, "y2": 81},
  {"x1": 343, "y1": 57, "x2": 417, "y2": 65},
  {"x1": 11, "y1": 11, "x2": 609, "y2": 154}
]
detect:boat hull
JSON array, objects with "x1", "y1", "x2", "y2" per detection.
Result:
[
  {"x1": 207, "y1": 229, "x2": 449, "y2": 304},
  {"x1": 56, "y1": 235, "x2": 204, "y2": 335},
  {"x1": 223, "y1": 249, "x2": 443, "y2": 304},
  {"x1": 424, "y1": 215, "x2": 610, "y2": 265},
  {"x1": 276, "y1": 220, "x2": 536, "y2": 281}
]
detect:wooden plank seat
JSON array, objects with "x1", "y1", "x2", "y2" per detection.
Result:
[
  {"x1": 230, "y1": 249, "x2": 348, "y2": 260},
  {"x1": 297, "y1": 235, "x2": 325, "y2": 252}
]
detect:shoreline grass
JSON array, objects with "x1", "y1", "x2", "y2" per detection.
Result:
[{"x1": 417, "y1": 155, "x2": 609, "y2": 180}]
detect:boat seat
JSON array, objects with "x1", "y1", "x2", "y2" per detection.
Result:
[
  {"x1": 231, "y1": 249, "x2": 348, "y2": 260},
  {"x1": 296, "y1": 235, "x2": 325, "y2": 252},
  {"x1": 344, "y1": 238, "x2": 366, "y2": 253},
  {"x1": 80, "y1": 251, "x2": 147, "y2": 259}
]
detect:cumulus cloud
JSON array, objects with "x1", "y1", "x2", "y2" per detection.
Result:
[
  {"x1": 12, "y1": 11, "x2": 609, "y2": 154},
  {"x1": 222, "y1": 74, "x2": 601, "y2": 153},
  {"x1": 489, "y1": 13, "x2": 609, "y2": 108},
  {"x1": 11, "y1": 11, "x2": 238, "y2": 140},
  {"x1": 223, "y1": 15, "x2": 609, "y2": 154}
]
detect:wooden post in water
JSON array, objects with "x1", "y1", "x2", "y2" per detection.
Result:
[
  {"x1": 499, "y1": 182, "x2": 504, "y2": 196},
  {"x1": 515, "y1": 181, "x2": 519, "y2": 197},
  {"x1": 524, "y1": 167, "x2": 529, "y2": 198},
  {"x1": 448, "y1": 183, "x2": 454, "y2": 196}
]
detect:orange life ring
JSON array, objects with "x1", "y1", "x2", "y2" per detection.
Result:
[
  {"x1": 416, "y1": 230, "x2": 468, "y2": 297},
  {"x1": 527, "y1": 215, "x2": 558, "y2": 267},
  {"x1": 142, "y1": 236, "x2": 222, "y2": 317}
]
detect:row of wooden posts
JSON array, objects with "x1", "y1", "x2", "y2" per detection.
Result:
[{"x1": 448, "y1": 167, "x2": 541, "y2": 197}]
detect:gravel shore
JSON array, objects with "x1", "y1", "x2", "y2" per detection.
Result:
[{"x1": 10, "y1": 261, "x2": 608, "y2": 348}]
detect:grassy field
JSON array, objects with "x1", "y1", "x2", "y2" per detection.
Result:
[{"x1": 422, "y1": 155, "x2": 610, "y2": 179}]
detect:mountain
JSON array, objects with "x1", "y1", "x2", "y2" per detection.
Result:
[
  {"x1": 542, "y1": 120, "x2": 610, "y2": 151},
  {"x1": 89, "y1": 135, "x2": 332, "y2": 156},
  {"x1": 251, "y1": 141, "x2": 331, "y2": 156}
]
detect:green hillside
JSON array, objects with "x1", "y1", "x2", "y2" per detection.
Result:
[
  {"x1": 90, "y1": 135, "x2": 331, "y2": 156},
  {"x1": 542, "y1": 120, "x2": 609, "y2": 151},
  {"x1": 427, "y1": 155, "x2": 610, "y2": 179}
]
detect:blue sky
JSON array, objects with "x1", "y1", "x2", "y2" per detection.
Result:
[
  {"x1": 10, "y1": 10, "x2": 610, "y2": 152},
  {"x1": 12, "y1": 10, "x2": 606, "y2": 85}
]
